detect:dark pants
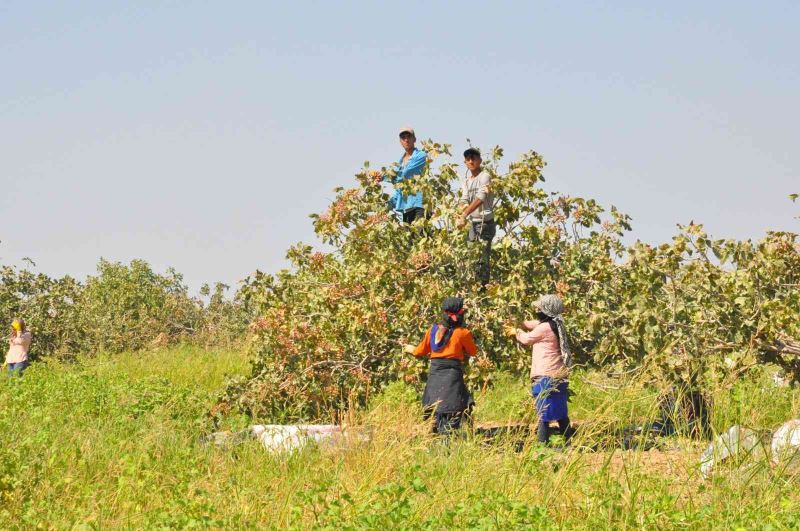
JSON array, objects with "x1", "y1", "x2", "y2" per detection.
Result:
[
  {"x1": 7, "y1": 361, "x2": 29, "y2": 377},
  {"x1": 402, "y1": 207, "x2": 426, "y2": 224},
  {"x1": 468, "y1": 219, "x2": 496, "y2": 286},
  {"x1": 422, "y1": 358, "x2": 474, "y2": 437},
  {"x1": 537, "y1": 417, "x2": 571, "y2": 444},
  {"x1": 434, "y1": 411, "x2": 465, "y2": 435}
]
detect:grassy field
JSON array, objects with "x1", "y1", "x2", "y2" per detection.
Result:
[{"x1": 2, "y1": 347, "x2": 800, "y2": 529}]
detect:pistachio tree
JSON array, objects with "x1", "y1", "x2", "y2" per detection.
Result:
[{"x1": 224, "y1": 143, "x2": 800, "y2": 422}]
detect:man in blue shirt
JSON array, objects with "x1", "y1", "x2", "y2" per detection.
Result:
[{"x1": 371, "y1": 127, "x2": 428, "y2": 223}]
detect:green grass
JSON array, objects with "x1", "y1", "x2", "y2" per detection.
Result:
[{"x1": 2, "y1": 347, "x2": 800, "y2": 528}]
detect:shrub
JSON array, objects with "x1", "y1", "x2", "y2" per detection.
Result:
[
  {"x1": 0, "y1": 263, "x2": 83, "y2": 359},
  {"x1": 78, "y1": 259, "x2": 203, "y2": 352},
  {"x1": 226, "y1": 141, "x2": 800, "y2": 422},
  {"x1": 0, "y1": 259, "x2": 248, "y2": 358}
]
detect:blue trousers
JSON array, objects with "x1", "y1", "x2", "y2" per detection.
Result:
[
  {"x1": 531, "y1": 377, "x2": 569, "y2": 422},
  {"x1": 7, "y1": 361, "x2": 29, "y2": 377}
]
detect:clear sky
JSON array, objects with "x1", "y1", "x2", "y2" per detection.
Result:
[{"x1": 2, "y1": 1, "x2": 798, "y2": 291}]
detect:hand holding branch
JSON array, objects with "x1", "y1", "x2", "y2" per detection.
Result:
[{"x1": 503, "y1": 324, "x2": 518, "y2": 338}]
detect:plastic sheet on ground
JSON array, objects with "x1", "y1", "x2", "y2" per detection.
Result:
[
  {"x1": 201, "y1": 424, "x2": 370, "y2": 453},
  {"x1": 699, "y1": 425, "x2": 765, "y2": 478},
  {"x1": 252, "y1": 424, "x2": 345, "y2": 452},
  {"x1": 771, "y1": 419, "x2": 800, "y2": 471}
]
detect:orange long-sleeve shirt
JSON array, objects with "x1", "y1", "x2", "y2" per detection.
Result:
[{"x1": 413, "y1": 327, "x2": 477, "y2": 361}]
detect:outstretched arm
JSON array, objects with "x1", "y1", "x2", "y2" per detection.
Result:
[
  {"x1": 407, "y1": 330, "x2": 432, "y2": 358},
  {"x1": 462, "y1": 331, "x2": 478, "y2": 359},
  {"x1": 515, "y1": 324, "x2": 546, "y2": 347}
]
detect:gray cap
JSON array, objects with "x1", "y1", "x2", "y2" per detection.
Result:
[{"x1": 534, "y1": 294, "x2": 564, "y2": 317}]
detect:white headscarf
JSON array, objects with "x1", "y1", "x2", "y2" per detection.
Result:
[{"x1": 534, "y1": 294, "x2": 572, "y2": 368}]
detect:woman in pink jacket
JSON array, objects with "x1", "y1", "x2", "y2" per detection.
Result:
[
  {"x1": 6, "y1": 318, "x2": 32, "y2": 377},
  {"x1": 506, "y1": 295, "x2": 573, "y2": 444}
]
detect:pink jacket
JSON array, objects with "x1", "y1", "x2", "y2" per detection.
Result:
[
  {"x1": 515, "y1": 320, "x2": 568, "y2": 379},
  {"x1": 6, "y1": 331, "x2": 32, "y2": 364}
]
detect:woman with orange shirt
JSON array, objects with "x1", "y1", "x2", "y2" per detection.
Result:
[{"x1": 405, "y1": 297, "x2": 477, "y2": 435}]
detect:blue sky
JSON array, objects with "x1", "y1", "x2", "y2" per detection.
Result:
[{"x1": 2, "y1": 1, "x2": 798, "y2": 291}]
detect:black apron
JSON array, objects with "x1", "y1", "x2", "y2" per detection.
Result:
[{"x1": 422, "y1": 358, "x2": 474, "y2": 414}]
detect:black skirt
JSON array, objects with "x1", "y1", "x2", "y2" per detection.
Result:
[{"x1": 422, "y1": 358, "x2": 474, "y2": 414}]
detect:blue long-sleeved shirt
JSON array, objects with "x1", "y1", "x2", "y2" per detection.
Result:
[{"x1": 387, "y1": 148, "x2": 427, "y2": 212}]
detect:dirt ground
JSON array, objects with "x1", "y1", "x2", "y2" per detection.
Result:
[{"x1": 474, "y1": 420, "x2": 703, "y2": 480}]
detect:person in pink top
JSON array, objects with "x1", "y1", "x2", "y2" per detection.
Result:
[
  {"x1": 5, "y1": 318, "x2": 32, "y2": 377},
  {"x1": 505, "y1": 295, "x2": 573, "y2": 444}
]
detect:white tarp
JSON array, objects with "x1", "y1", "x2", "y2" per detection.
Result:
[
  {"x1": 771, "y1": 419, "x2": 800, "y2": 471},
  {"x1": 699, "y1": 425, "x2": 762, "y2": 478},
  {"x1": 202, "y1": 424, "x2": 370, "y2": 453},
  {"x1": 250, "y1": 424, "x2": 344, "y2": 452}
]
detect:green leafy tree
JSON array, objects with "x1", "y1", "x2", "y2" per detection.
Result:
[
  {"x1": 224, "y1": 142, "x2": 629, "y2": 420},
  {"x1": 1, "y1": 257, "x2": 246, "y2": 358},
  {"x1": 0, "y1": 262, "x2": 83, "y2": 359},
  {"x1": 225, "y1": 142, "x2": 800, "y2": 422},
  {"x1": 196, "y1": 282, "x2": 250, "y2": 347},
  {"x1": 78, "y1": 259, "x2": 203, "y2": 352}
]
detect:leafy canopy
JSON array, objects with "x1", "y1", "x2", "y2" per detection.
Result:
[{"x1": 226, "y1": 141, "x2": 800, "y2": 422}]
